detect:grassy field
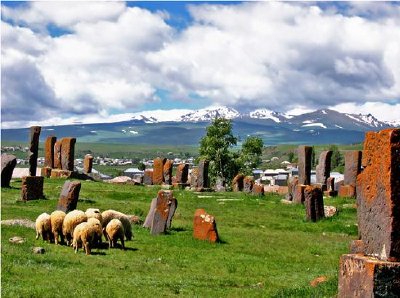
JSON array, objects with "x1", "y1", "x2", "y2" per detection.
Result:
[{"x1": 1, "y1": 178, "x2": 357, "y2": 297}]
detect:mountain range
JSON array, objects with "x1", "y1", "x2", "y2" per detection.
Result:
[{"x1": 2, "y1": 106, "x2": 399, "y2": 146}]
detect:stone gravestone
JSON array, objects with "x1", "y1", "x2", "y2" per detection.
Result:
[
  {"x1": 338, "y1": 150, "x2": 361, "y2": 198},
  {"x1": 175, "y1": 163, "x2": 189, "y2": 184},
  {"x1": 44, "y1": 135, "x2": 56, "y2": 168},
  {"x1": 243, "y1": 176, "x2": 254, "y2": 193},
  {"x1": 83, "y1": 154, "x2": 93, "y2": 174},
  {"x1": 54, "y1": 140, "x2": 62, "y2": 169},
  {"x1": 197, "y1": 160, "x2": 209, "y2": 190},
  {"x1": 315, "y1": 150, "x2": 332, "y2": 190},
  {"x1": 190, "y1": 167, "x2": 199, "y2": 188},
  {"x1": 252, "y1": 184, "x2": 264, "y2": 196},
  {"x1": 297, "y1": 145, "x2": 312, "y2": 185},
  {"x1": 163, "y1": 159, "x2": 174, "y2": 185},
  {"x1": 324, "y1": 177, "x2": 337, "y2": 197},
  {"x1": 143, "y1": 190, "x2": 177, "y2": 235},
  {"x1": 153, "y1": 157, "x2": 166, "y2": 185},
  {"x1": 56, "y1": 181, "x2": 81, "y2": 213},
  {"x1": 1, "y1": 154, "x2": 17, "y2": 187},
  {"x1": 61, "y1": 138, "x2": 76, "y2": 171},
  {"x1": 232, "y1": 174, "x2": 244, "y2": 192},
  {"x1": 143, "y1": 169, "x2": 153, "y2": 185},
  {"x1": 193, "y1": 209, "x2": 219, "y2": 243},
  {"x1": 21, "y1": 176, "x2": 44, "y2": 201},
  {"x1": 293, "y1": 184, "x2": 306, "y2": 204},
  {"x1": 304, "y1": 185, "x2": 324, "y2": 222},
  {"x1": 285, "y1": 176, "x2": 299, "y2": 201},
  {"x1": 28, "y1": 126, "x2": 41, "y2": 176},
  {"x1": 338, "y1": 129, "x2": 400, "y2": 297}
]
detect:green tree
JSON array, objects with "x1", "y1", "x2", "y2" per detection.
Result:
[
  {"x1": 311, "y1": 146, "x2": 316, "y2": 167},
  {"x1": 239, "y1": 136, "x2": 264, "y2": 175},
  {"x1": 137, "y1": 162, "x2": 146, "y2": 171},
  {"x1": 329, "y1": 144, "x2": 343, "y2": 171},
  {"x1": 199, "y1": 118, "x2": 238, "y2": 185},
  {"x1": 288, "y1": 151, "x2": 295, "y2": 163}
]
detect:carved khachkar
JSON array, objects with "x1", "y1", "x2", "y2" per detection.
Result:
[
  {"x1": 297, "y1": 145, "x2": 312, "y2": 185},
  {"x1": 28, "y1": 126, "x2": 41, "y2": 176}
]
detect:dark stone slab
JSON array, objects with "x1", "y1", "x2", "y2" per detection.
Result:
[
  {"x1": 298, "y1": 145, "x2": 312, "y2": 185},
  {"x1": 83, "y1": 154, "x2": 93, "y2": 174},
  {"x1": 193, "y1": 209, "x2": 219, "y2": 242},
  {"x1": 1, "y1": 153, "x2": 16, "y2": 187},
  {"x1": 304, "y1": 185, "x2": 324, "y2": 222},
  {"x1": 28, "y1": 126, "x2": 41, "y2": 176},
  {"x1": 21, "y1": 176, "x2": 44, "y2": 201},
  {"x1": 316, "y1": 150, "x2": 332, "y2": 185},
  {"x1": 41, "y1": 167, "x2": 52, "y2": 178},
  {"x1": 163, "y1": 159, "x2": 174, "y2": 185},
  {"x1": 175, "y1": 163, "x2": 189, "y2": 184},
  {"x1": 143, "y1": 169, "x2": 153, "y2": 185},
  {"x1": 60, "y1": 138, "x2": 76, "y2": 171},
  {"x1": 150, "y1": 190, "x2": 177, "y2": 235},
  {"x1": 293, "y1": 184, "x2": 306, "y2": 204},
  {"x1": 198, "y1": 160, "x2": 209, "y2": 188},
  {"x1": 56, "y1": 181, "x2": 81, "y2": 212},
  {"x1": 44, "y1": 136, "x2": 56, "y2": 168},
  {"x1": 344, "y1": 150, "x2": 362, "y2": 186},
  {"x1": 232, "y1": 174, "x2": 245, "y2": 192}
]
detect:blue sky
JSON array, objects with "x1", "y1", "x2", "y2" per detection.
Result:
[{"x1": 1, "y1": 1, "x2": 400, "y2": 128}]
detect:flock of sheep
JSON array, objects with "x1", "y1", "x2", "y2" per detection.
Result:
[{"x1": 35, "y1": 208, "x2": 133, "y2": 255}]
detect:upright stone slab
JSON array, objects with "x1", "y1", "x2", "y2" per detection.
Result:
[
  {"x1": 163, "y1": 159, "x2": 174, "y2": 185},
  {"x1": 21, "y1": 176, "x2": 44, "y2": 201},
  {"x1": 54, "y1": 140, "x2": 62, "y2": 169},
  {"x1": 293, "y1": 184, "x2": 306, "y2": 204},
  {"x1": 60, "y1": 138, "x2": 76, "y2": 171},
  {"x1": 57, "y1": 181, "x2": 81, "y2": 213},
  {"x1": 150, "y1": 190, "x2": 177, "y2": 235},
  {"x1": 252, "y1": 184, "x2": 264, "y2": 196},
  {"x1": 190, "y1": 167, "x2": 199, "y2": 188},
  {"x1": 1, "y1": 153, "x2": 17, "y2": 187},
  {"x1": 44, "y1": 135, "x2": 56, "y2": 168},
  {"x1": 338, "y1": 254, "x2": 400, "y2": 297},
  {"x1": 343, "y1": 150, "x2": 362, "y2": 186},
  {"x1": 193, "y1": 209, "x2": 219, "y2": 243},
  {"x1": 243, "y1": 176, "x2": 254, "y2": 193},
  {"x1": 143, "y1": 198, "x2": 157, "y2": 228},
  {"x1": 298, "y1": 145, "x2": 312, "y2": 185},
  {"x1": 232, "y1": 174, "x2": 245, "y2": 192},
  {"x1": 356, "y1": 129, "x2": 400, "y2": 261},
  {"x1": 304, "y1": 185, "x2": 324, "y2": 222},
  {"x1": 324, "y1": 177, "x2": 337, "y2": 197},
  {"x1": 28, "y1": 126, "x2": 41, "y2": 176},
  {"x1": 153, "y1": 157, "x2": 166, "y2": 185},
  {"x1": 143, "y1": 169, "x2": 153, "y2": 185},
  {"x1": 197, "y1": 160, "x2": 209, "y2": 189},
  {"x1": 286, "y1": 176, "x2": 299, "y2": 201},
  {"x1": 175, "y1": 163, "x2": 189, "y2": 184},
  {"x1": 83, "y1": 154, "x2": 93, "y2": 174},
  {"x1": 315, "y1": 151, "x2": 332, "y2": 186},
  {"x1": 41, "y1": 167, "x2": 52, "y2": 178}
]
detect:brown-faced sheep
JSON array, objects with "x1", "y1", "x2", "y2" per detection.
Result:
[
  {"x1": 62, "y1": 210, "x2": 87, "y2": 246},
  {"x1": 35, "y1": 212, "x2": 52, "y2": 242},
  {"x1": 72, "y1": 218, "x2": 103, "y2": 255},
  {"x1": 101, "y1": 210, "x2": 133, "y2": 241},
  {"x1": 105, "y1": 219, "x2": 125, "y2": 250},
  {"x1": 85, "y1": 208, "x2": 102, "y2": 223},
  {"x1": 50, "y1": 210, "x2": 66, "y2": 245},
  {"x1": 87, "y1": 217, "x2": 103, "y2": 247}
]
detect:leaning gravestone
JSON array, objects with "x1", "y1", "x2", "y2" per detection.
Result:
[
  {"x1": 56, "y1": 181, "x2": 81, "y2": 213},
  {"x1": 153, "y1": 157, "x2": 166, "y2": 185},
  {"x1": 193, "y1": 209, "x2": 219, "y2": 243},
  {"x1": 21, "y1": 176, "x2": 44, "y2": 201},
  {"x1": 304, "y1": 185, "x2": 324, "y2": 222},
  {"x1": 28, "y1": 126, "x2": 41, "y2": 176},
  {"x1": 338, "y1": 128, "x2": 400, "y2": 297},
  {"x1": 1, "y1": 153, "x2": 17, "y2": 187},
  {"x1": 315, "y1": 150, "x2": 332, "y2": 189}
]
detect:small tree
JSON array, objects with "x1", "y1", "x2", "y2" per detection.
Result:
[
  {"x1": 239, "y1": 136, "x2": 264, "y2": 175},
  {"x1": 329, "y1": 144, "x2": 344, "y2": 172}
]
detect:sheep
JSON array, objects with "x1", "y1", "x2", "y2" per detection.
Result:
[
  {"x1": 35, "y1": 212, "x2": 52, "y2": 242},
  {"x1": 87, "y1": 217, "x2": 103, "y2": 247},
  {"x1": 85, "y1": 208, "x2": 102, "y2": 223},
  {"x1": 72, "y1": 218, "x2": 103, "y2": 255},
  {"x1": 50, "y1": 210, "x2": 66, "y2": 245},
  {"x1": 105, "y1": 219, "x2": 125, "y2": 250},
  {"x1": 101, "y1": 210, "x2": 133, "y2": 241},
  {"x1": 62, "y1": 210, "x2": 87, "y2": 246}
]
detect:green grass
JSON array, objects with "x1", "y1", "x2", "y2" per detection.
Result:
[{"x1": 1, "y1": 178, "x2": 357, "y2": 297}]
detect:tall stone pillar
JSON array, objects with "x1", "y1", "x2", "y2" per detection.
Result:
[
  {"x1": 297, "y1": 145, "x2": 312, "y2": 185},
  {"x1": 28, "y1": 126, "x2": 41, "y2": 176}
]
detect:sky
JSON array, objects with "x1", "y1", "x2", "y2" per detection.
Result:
[{"x1": 1, "y1": 1, "x2": 400, "y2": 128}]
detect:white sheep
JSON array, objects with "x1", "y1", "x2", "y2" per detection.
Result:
[
  {"x1": 72, "y1": 218, "x2": 103, "y2": 255},
  {"x1": 105, "y1": 219, "x2": 125, "y2": 250},
  {"x1": 85, "y1": 208, "x2": 102, "y2": 223},
  {"x1": 35, "y1": 213, "x2": 52, "y2": 242},
  {"x1": 50, "y1": 210, "x2": 66, "y2": 245},
  {"x1": 62, "y1": 210, "x2": 87, "y2": 246},
  {"x1": 101, "y1": 210, "x2": 133, "y2": 241},
  {"x1": 87, "y1": 217, "x2": 103, "y2": 246}
]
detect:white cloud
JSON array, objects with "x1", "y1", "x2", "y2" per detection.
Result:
[{"x1": 331, "y1": 102, "x2": 400, "y2": 122}]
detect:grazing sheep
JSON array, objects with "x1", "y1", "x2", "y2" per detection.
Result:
[
  {"x1": 35, "y1": 213, "x2": 52, "y2": 242},
  {"x1": 85, "y1": 208, "x2": 102, "y2": 223},
  {"x1": 101, "y1": 210, "x2": 133, "y2": 241},
  {"x1": 87, "y1": 217, "x2": 103, "y2": 246},
  {"x1": 62, "y1": 210, "x2": 87, "y2": 246},
  {"x1": 105, "y1": 219, "x2": 125, "y2": 250},
  {"x1": 72, "y1": 218, "x2": 103, "y2": 255},
  {"x1": 50, "y1": 210, "x2": 66, "y2": 245}
]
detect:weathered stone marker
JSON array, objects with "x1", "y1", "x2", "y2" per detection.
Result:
[
  {"x1": 193, "y1": 209, "x2": 219, "y2": 243},
  {"x1": 153, "y1": 157, "x2": 166, "y2": 185},
  {"x1": 232, "y1": 174, "x2": 245, "y2": 192},
  {"x1": 54, "y1": 140, "x2": 62, "y2": 169},
  {"x1": 21, "y1": 176, "x2": 44, "y2": 200},
  {"x1": 190, "y1": 167, "x2": 199, "y2": 188},
  {"x1": 315, "y1": 150, "x2": 332, "y2": 189},
  {"x1": 28, "y1": 126, "x2": 41, "y2": 176},
  {"x1": 323, "y1": 177, "x2": 337, "y2": 197},
  {"x1": 143, "y1": 169, "x2": 153, "y2": 185},
  {"x1": 197, "y1": 159, "x2": 209, "y2": 189},
  {"x1": 338, "y1": 128, "x2": 400, "y2": 297},
  {"x1": 304, "y1": 185, "x2": 324, "y2": 222},
  {"x1": 44, "y1": 135, "x2": 56, "y2": 168},
  {"x1": 286, "y1": 176, "x2": 299, "y2": 201},
  {"x1": 143, "y1": 190, "x2": 177, "y2": 235},
  {"x1": 1, "y1": 153, "x2": 17, "y2": 187},
  {"x1": 243, "y1": 176, "x2": 254, "y2": 193},
  {"x1": 338, "y1": 150, "x2": 361, "y2": 198},
  {"x1": 163, "y1": 159, "x2": 174, "y2": 185},
  {"x1": 56, "y1": 181, "x2": 81, "y2": 213},
  {"x1": 252, "y1": 184, "x2": 264, "y2": 196},
  {"x1": 293, "y1": 184, "x2": 306, "y2": 204},
  {"x1": 175, "y1": 163, "x2": 189, "y2": 184},
  {"x1": 60, "y1": 138, "x2": 76, "y2": 171},
  {"x1": 298, "y1": 145, "x2": 312, "y2": 185},
  {"x1": 83, "y1": 154, "x2": 93, "y2": 174}
]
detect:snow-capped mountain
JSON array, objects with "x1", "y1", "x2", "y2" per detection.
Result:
[
  {"x1": 179, "y1": 106, "x2": 240, "y2": 122},
  {"x1": 248, "y1": 109, "x2": 287, "y2": 123}
]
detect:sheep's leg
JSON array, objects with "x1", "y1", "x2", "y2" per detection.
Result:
[
  {"x1": 54, "y1": 231, "x2": 59, "y2": 245},
  {"x1": 120, "y1": 236, "x2": 125, "y2": 250},
  {"x1": 35, "y1": 230, "x2": 40, "y2": 240},
  {"x1": 84, "y1": 242, "x2": 91, "y2": 255}
]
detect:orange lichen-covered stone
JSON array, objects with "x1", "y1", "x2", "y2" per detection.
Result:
[
  {"x1": 148, "y1": 190, "x2": 177, "y2": 235},
  {"x1": 293, "y1": 184, "x2": 306, "y2": 204},
  {"x1": 163, "y1": 159, "x2": 174, "y2": 185},
  {"x1": 356, "y1": 128, "x2": 400, "y2": 261},
  {"x1": 54, "y1": 140, "x2": 62, "y2": 169},
  {"x1": 338, "y1": 185, "x2": 356, "y2": 198},
  {"x1": 153, "y1": 157, "x2": 166, "y2": 185},
  {"x1": 252, "y1": 184, "x2": 264, "y2": 196},
  {"x1": 298, "y1": 145, "x2": 312, "y2": 185},
  {"x1": 232, "y1": 174, "x2": 245, "y2": 192},
  {"x1": 343, "y1": 150, "x2": 362, "y2": 186},
  {"x1": 175, "y1": 163, "x2": 189, "y2": 184},
  {"x1": 44, "y1": 136, "x2": 56, "y2": 168},
  {"x1": 83, "y1": 154, "x2": 93, "y2": 174},
  {"x1": 338, "y1": 254, "x2": 400, "y2": 297},
  {"x1": 193, "y1": 209, "x2": 219, "y2": 243}
]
